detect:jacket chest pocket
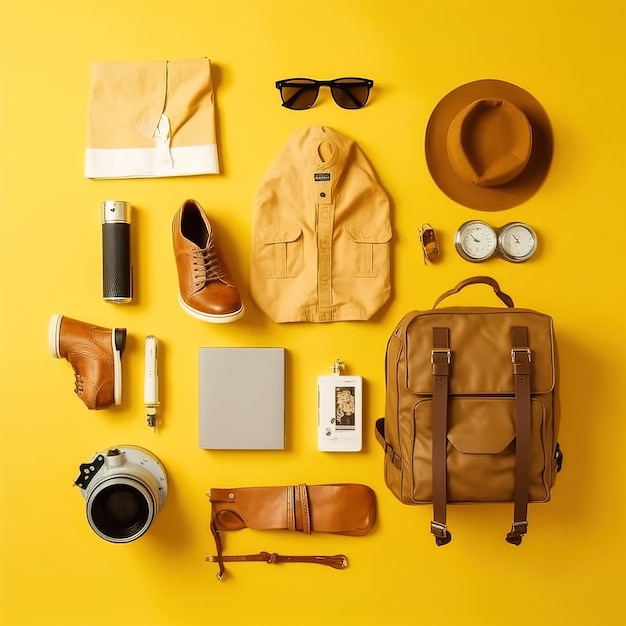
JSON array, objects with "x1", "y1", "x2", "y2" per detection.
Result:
[
  {"x1": 344, "y1": 223, "x2": 392, "y2": 277},
  {"x1": 255, "y1": 222, "x2": 304, "y2": 279}
]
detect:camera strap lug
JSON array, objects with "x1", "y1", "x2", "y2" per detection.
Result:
[{"x1": 74, "y1": 454, "x2": 106, "y2": 489}]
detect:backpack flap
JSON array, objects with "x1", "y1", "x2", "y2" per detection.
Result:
[{"x1": 404, "y1": 308, "x2": 556, "y2": 397}]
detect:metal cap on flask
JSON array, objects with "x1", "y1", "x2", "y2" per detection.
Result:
[{"x1": 102, "y1": 200, "x2": 131, "y2": 224}]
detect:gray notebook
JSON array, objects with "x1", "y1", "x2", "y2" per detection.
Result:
[{"x1": 199, "y1": 347, "x2": 285, "y2": 450}]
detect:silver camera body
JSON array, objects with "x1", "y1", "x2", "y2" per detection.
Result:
[{"x1": 74, "y1": 446, "x2": 167, "y2": 543}]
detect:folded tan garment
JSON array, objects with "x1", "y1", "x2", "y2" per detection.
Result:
[{"x1": 85, "y1": 58, "x2": 219, "y2": 179}]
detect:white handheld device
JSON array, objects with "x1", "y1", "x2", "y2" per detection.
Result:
[{"x1": 318, "y1": 359, "x2": 362, "y2": 452}]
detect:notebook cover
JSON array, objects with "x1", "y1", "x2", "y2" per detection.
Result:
[{"x1": 199, "y1": 347, "x2": 285, "y2": 450}]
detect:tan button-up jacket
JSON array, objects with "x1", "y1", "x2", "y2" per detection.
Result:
[{"x1": 251, "y1": 126, "x2": 392, "y2": 323}]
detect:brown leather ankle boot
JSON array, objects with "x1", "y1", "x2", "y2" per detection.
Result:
[
  {"x1": 48, "y1": 314, "x2": 126, "y2": 410},
  {"x1": 172, "y1": 199, "x2": 244, "y2": 323}
]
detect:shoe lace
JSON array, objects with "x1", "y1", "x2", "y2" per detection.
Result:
[
  {"x1": 74, "y1": 373, "x2": 84, "y2": 395},
  {"x1": 192, "y1": 242, "x2": 226, "y2": 288}
]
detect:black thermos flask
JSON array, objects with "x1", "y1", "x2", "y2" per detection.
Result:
[{"x1": 102, "y1": 200, "x2": 132, "y2": 303}]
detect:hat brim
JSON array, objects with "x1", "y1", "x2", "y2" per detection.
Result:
[{"x1": 425, "y1": 79, "x2": 553, "y2": 210}]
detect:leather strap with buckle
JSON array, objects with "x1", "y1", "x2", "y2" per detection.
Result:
[
  {"x1": 430, "y1": 325, "x2": 533, "y2": 546},
  {"x1": 430, "y1": 327, "x2": 452, "y2": 546},
  {"x1": 506, "y1": 326, "x2": 532, "y2": 546},
  {"x1": 206, "y1": 483, "x2": 375, "y2": 579}
]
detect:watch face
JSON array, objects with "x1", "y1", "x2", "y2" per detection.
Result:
[
  {"x1": 498, "y1": 222, "x2": 537, "y2": 262},
  {"x1": 455, "y1": 220, "x2": 497, "y2": 262}
]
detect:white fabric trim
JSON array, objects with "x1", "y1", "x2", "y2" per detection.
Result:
[{"x1": 85, "y1": 144, "x2": 219, "y2": 179}]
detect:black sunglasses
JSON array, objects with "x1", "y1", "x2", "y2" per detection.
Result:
[{"x1": 275, "y1": 77, "x2": 374, "y2": 110}]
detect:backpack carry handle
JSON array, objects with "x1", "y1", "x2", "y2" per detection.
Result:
[{"x1": 433, "y1": 276, "x2": 515, "y2": 308}]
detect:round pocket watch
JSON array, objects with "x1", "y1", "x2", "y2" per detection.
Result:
[
  {"x1": 454, "y1": 220, "x2": 498, "y2": 262},
  {"x1": 497, "y1": 222, "x2": 537, "y2": 263}
]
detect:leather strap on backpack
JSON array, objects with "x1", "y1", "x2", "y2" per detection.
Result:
[
  {"x1": 430, "y1": 327, "x2": 452, "y2": 546},
  {"x1": 506, "y1": 326, "x2": 532, "y2": 545},
  {"x1": 430, "y1": 325, "x2": 533, "y2": 546}
]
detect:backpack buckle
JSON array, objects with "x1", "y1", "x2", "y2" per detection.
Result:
[
  {"x1": 511, "y1": 347, "x2": 531, "y2": 363},
  {"x1": 506, "y1": 520, "x2": 528, "y2": 545},
  {"x1": 431, "y1": 348, "x2": 451, "y2": 364},
  {"x1": 430, "y1": 521, "x2": 452, "y2": 546}
]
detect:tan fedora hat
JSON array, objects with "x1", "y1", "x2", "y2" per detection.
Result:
[{"x1": 425, "y1": 79, "x2": 553, "y2": 210}]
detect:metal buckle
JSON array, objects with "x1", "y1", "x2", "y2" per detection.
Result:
[
  {"x1": 430, "y1": 521, "x2": 449, "y2": 538},
  {"x1": 431, "y1": 348, "x2": 451, "y2": 364},
  {"x1": 511, "y1": 347, "x2": 531, "y2": 363}
]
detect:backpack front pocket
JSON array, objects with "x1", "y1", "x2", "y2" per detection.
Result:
[{"x1": 412, "y1": 397, "x2": 548, "y2": 503}]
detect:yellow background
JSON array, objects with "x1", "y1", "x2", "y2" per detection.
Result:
[{"x1": 1, "y1": 0, "x2": 625, "y2": 624}]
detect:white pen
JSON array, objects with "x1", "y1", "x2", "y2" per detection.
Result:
[{"x1": 144, "y1": 335, "x2": 159, "y2": 429}]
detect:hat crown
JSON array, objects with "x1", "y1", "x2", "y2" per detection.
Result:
[{"x1": 446, "y1": 98, "x2": 532, "y2": 188}]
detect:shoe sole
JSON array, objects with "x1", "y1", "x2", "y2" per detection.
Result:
[
  {"x1": 112, "y1": 328, "x2": 127, "y2": 405},
  {"x1": 48, "y1": 314, "x2": 127, "y2": 405},
  {"x1": 48, "y1": 313, "x2": 63, "y2": 358},
  {"x1": 177, "y1": 294, "x2": 245, "y2": 323}
]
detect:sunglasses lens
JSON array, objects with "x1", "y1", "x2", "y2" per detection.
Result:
[
  {"x1": 330, "y1": 78, "x2": 371, "y2": 109},
  {"x1": 279, "y1": 79, "x2": 319, "y2": 110}
]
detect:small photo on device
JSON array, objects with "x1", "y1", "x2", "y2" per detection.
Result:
[{"x1": 335, "y1": 386, "x2": 356, "y2": 430}]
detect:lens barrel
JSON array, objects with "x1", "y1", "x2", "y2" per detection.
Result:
[{"x1": 75, "y1": 446, "x2": 167, "y2": 543}]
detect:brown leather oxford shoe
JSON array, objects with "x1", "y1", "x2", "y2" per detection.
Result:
[{"x1": 172, "y1": 200, "x2": 244, "y2": 323}]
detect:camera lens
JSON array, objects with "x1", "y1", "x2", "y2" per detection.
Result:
[
  {"x1": 89, "y1": 480, "x2": 152, "y2": 541},
  {"x1": 75, "y1": 446, "x2": 167, "y2": 543}
]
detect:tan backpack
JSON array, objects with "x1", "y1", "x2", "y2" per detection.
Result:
[{"x1": 376, "y1": 276, "x2": 562, "y2": 545}]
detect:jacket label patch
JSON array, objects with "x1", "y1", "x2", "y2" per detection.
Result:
[{"x1": 314, "y1": 172, "x2": 331, "y2": 182}]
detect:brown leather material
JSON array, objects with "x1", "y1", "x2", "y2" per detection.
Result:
[
  {"x1": 378, "y1": 276, "x2": 561, "y2": 543},
  {"x1": 507, "y1": 326, "x2": 532, "y2": 545},
  {"x1": 207, "y1": 483, "x2": 376, "y2": 579},
  {"x1": 52, "y1": 315, "x2": 126, "y2": 410},
  {"x1": 172, "y1": 199, "x2": 244, "y2": 322},
  {"x1": 433, "y1": 275, "x2": 514, "y2": 309},
  {"x1": 209, "y1": 483, "x2": 376, "y2": 535},
  {"x1": 206, "y1": 552, "x2": 348, "y2": 569},
  {"x1": 431, "y1": 327, "x2": 452, "y2": 546}
]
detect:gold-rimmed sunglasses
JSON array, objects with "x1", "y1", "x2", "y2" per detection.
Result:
[{"x1": 275, "y1": 77, "x2": 374, "y2": 110}]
